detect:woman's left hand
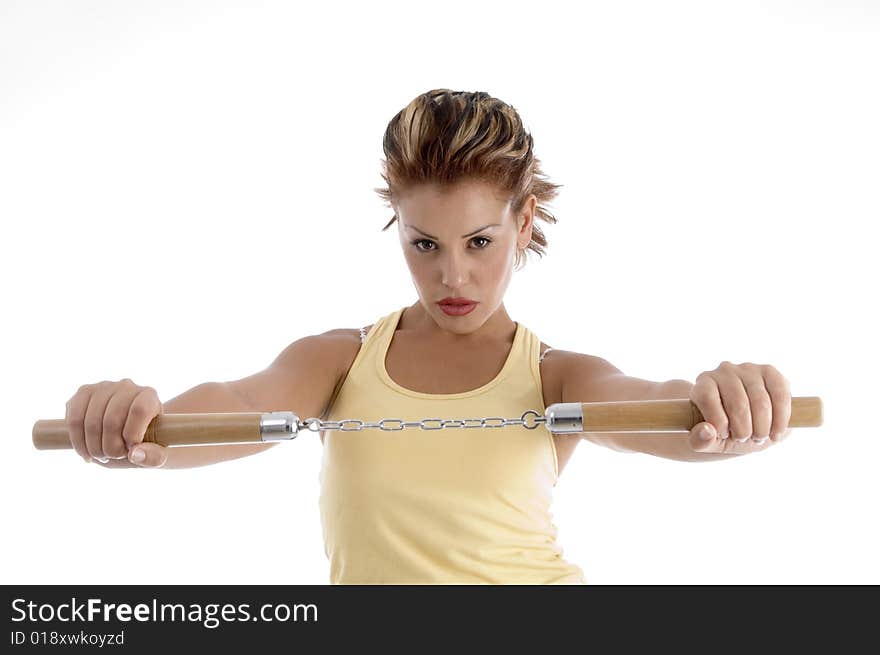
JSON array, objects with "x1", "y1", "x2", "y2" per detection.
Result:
[{"x1": 688, "y1": 361, "x2": 793, "y2": 454}]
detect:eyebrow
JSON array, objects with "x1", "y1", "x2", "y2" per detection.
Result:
[{"x1": 405, "y1": 223, "x2": 501, "y2": 240}]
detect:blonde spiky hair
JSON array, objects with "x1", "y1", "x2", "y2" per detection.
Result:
[{"x1": 373, "y1": 89, "x2": 562, "y2": 270}]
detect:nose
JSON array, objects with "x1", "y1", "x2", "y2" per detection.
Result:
[{"x1": 440, "y1": 250, "x2": 469, "y2": 289}]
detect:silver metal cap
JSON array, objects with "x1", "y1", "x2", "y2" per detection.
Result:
[
  {"x1": 260, "y1": 411, "x2": 300, "y2": 442},
  {"x1": 544, "y1": 403, "x2": 584, "y2": 434}
]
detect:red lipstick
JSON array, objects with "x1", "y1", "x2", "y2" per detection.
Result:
[{"x1": 437, "y1": 297, "x2": 477, "y2": 316}]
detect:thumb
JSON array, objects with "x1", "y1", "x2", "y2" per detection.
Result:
[
  {"x1": 127, "y1": 442, "x2": 168, "y2": 468},
  {"x1": 689, "y1": 422, "x2": 718, "y2": 452}
]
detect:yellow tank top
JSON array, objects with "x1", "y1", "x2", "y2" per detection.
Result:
[{"x1": 318, "y1": 306, "x2": 586, "y2": 584}]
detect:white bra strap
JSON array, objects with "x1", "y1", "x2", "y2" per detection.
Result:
[
  {"x1": 539, "y1": 347, "x2": 554, "y2": 363},
  {"x1": 359, "y1": 326, "x2": 367, "y2": 344}
]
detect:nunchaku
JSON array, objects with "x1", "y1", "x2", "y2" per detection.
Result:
[{"x1": 31, "y1": 397, "x2": 823, "y2": 451}]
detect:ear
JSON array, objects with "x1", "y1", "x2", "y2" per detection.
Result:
[{"x1": 516, "y1": 195, "x2": 537, "y2": 248}]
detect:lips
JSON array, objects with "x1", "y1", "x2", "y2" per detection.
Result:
[
  {"x1": 438, "y1": 297, "x2": 476, "y2": 305},
  {"x1": 437, "y1": 298, "x2": 478, "y2": 316}
]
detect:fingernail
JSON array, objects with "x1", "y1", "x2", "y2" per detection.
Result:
[
  {"x1": 734, "y1": 436, "x2": 749, "y2": 443},
  {"x1": 130, "y1": 448, "x2": 145, "y2": 463},
  {"x1": 753, "y1": 436, "x2": 769, "y2": 445},
  {"x1": 699, "y1": 425, "x2": 712, "y2": 440}
]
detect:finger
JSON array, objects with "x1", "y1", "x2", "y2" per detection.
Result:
[
  {"x1": 122, "y1": 388, "x2": 163, "y2": 449},
  {"x1": 691, "y1": 375, "x2": 730, "y2": 440},
  {"x1": 65, "y1": 391, "x2": 92, "y2": 464},
  {"x1": 724, "y1": 436, "x2": 772, "y2": 454},
  {"x1": 690, "y1": 422, "x2": 770, "y2": 455},
  {"x1": 83, "y1": 383, "x2": 115, "y2": 461},
  {"x1": 742, "y1": 372, "x2": 773, "y2": 444},
  {"x1": 764, "y1": 366, "x2": 792, "y2": 442},
  {"x1": 689, "y1": 421, "x2": 721, "y2": 453},
  {"x1": 716, "y1": 364, "x2": 752, "y2": 442},
  {"x1": 102, "y1": 383, "x2": 142, "y2": 459},
  {"x1": 127, "y1": 442, "x2": 168, "y2": 468}
]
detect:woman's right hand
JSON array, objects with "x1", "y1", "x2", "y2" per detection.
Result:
[{"x1": 65, "y1": 379, "x2": 168, "y2": 467}]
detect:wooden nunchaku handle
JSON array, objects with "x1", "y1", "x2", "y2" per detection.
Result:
[
  {"x1": 574, "y1": 396, "x2": 823, "y2": 432},
  {"x1": 32, "y1": 397, "x2": 823, "y2": 450},
  {"x1": 32, "y1": 413, "x2": 265, "y2": 451}
]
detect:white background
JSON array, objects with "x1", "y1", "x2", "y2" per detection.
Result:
[{"x1": 2, "y1": 0, "x2": 877, "y2": 584}]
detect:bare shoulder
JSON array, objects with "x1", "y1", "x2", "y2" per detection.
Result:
[
  {"x1": 545, "y1": 348, "x2": 622, "y2": 375},
  {"x1": 256, "y1": 326, "x2": 368, "y2": 394},
  {"x1": 322, "y1": 324, "x2": 373, "y2": 342},
  {"x1": 222, "y1": 326, "x2": 374, "y2": 421},
  {"x1": 321, "y1": 324, "x2": 373, "y2": 351},
  {"x1": 316, "y1": 323, "x2": 374, "y2": 374},
  {"x1": 537, "y1": 345, "x2": 624, "y2": 401},
  {"x1": 537, "y1": 343, "x2": 621, "y2": 375}
]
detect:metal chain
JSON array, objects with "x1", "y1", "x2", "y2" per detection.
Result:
[{"x1": 297, "y1": 410, "x2": 546, "y2": 433}]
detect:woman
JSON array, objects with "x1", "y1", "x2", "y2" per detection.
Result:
[{"x1": 64, "y1": 89, "x2": 794, "y2": 584}]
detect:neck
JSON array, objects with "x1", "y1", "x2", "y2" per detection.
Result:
[{"x1": 400, "y1": 300, "x2": 516, "y2": 344}]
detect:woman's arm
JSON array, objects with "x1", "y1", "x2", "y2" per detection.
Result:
[
  {"x1": 94, "y1": 331, "x2": 351, "y2": 469},
  {"x1": 558, "y1": 352, "x2": 737, "y2": 462}
]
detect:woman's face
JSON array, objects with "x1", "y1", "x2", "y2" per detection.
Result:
[{"x1": 395, "y1": 179, "x2": 535, "y2": 334}]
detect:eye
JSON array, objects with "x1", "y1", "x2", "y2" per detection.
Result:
[{"x1": 410, "y1": 236, "x2": 492, "y2": 252}]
